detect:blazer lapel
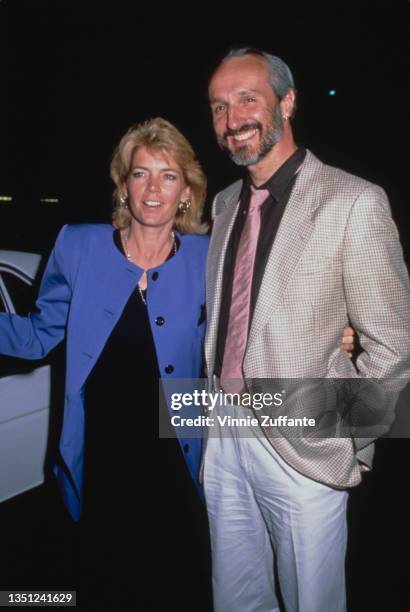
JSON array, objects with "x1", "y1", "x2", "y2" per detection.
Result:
[
  {"x1": 247, "y1": 150, "x2": 325, "y2": 347},
  {"x1": 74, "y1": 243, "x2": 143, "y2": 394}
]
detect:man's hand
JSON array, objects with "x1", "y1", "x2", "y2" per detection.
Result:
[{"x1": 341, "y1": 325, "x2": 355, "y2": 358}]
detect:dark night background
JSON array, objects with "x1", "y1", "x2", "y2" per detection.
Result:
[
  {"x1": 0, "y1": 2, "x2": 409, "y2": 259},
  {"x1": 0, "y1": 1, "x2": 409, "y2": 610}
]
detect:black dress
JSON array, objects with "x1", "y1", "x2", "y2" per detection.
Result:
[{"x1": 77, "y1": 233, "x2": 212, "y2": 609}]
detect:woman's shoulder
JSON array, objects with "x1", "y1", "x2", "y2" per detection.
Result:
[
  {"x1": 54, "y1": 223, "x2": 113, "y2": 250},
  {"x1": 178, "y1": 233, "x2": 209, "y2": 264},
  {"x1": 178, "y1": 232, "x2": 209, "y2": 253},
  {"x1": 62, "y1": 223, "x2": 113, "y2": 239}
]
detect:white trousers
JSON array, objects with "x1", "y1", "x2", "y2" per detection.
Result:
[{"x1": 203, "y1": 403, "x2": 348, "y2": 612}]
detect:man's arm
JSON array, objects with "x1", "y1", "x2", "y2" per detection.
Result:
[
  {"x1": 342, "y1": 185, "x2": 410, "y2": 379},
  {"x1": 329, "y1": 185, "x2": 410, "y2": 447}
]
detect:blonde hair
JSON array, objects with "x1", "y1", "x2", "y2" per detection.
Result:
[{"x1": 110, "y1": 117, "x2": 208, "y2": 234}]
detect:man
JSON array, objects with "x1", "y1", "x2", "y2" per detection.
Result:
[{"x1": 203, "y1": 48, "x2": 410, "y2": 612}]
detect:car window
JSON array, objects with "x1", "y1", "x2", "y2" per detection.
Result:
[
  {"x1": 0, "y1": 270, "x2": 40, "y2": 378},
  {"x1": 0, "y1": 272, "x2": 36, "y2": 315}
]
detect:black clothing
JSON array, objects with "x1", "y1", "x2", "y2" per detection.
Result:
[{"x1": 77, "y1": 231, "x2": 211, "y2": 609}]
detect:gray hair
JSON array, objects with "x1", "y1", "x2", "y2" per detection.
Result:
[{"x1": 220, "y1": 47, "x2": 297, "y2": 115}]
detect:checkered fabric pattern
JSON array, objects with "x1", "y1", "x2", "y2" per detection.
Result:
[{"x1": 204, "y1": 150, "x2": 410, "y2": 488}]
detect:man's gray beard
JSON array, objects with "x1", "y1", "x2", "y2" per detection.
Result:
[{"x1": 224, "y1": 105, "x2": 284, "y2": 167}]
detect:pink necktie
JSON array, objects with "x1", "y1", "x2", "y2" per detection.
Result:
[{"x1": 220, "y1": 187, "x2": 270, "y2": 394}]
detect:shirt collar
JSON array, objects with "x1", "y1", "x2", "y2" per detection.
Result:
[{"x1": 242, "y1": 146, "x2": 306, "y2": 203}]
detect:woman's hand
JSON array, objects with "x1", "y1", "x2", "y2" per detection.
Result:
[{"x1": 341, "y1": 325, "x2": 355, "y2": 358}]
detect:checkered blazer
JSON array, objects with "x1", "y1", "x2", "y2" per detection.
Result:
[{"x1": 204, "y1": 149, "x2": 410, "y2": 488}]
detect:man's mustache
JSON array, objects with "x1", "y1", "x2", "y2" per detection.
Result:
[{"x1": 222, "y1": 122, "x2": 262, "y2": 142}]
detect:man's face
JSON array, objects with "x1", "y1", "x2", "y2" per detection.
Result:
[{"x1": 209, "y1": 55, "x2": 284, "y2": 166}]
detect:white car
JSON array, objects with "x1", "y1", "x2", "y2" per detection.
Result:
[{"x1": 0, "y1": 251, "x2": 50, "y2": 502}]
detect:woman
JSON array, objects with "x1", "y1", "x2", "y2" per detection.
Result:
[
  {"x1": 0, "y1": 117, "x2": 211, "y2": 607},
  {"x1": 0, "y1": 117, "x2": 354, "y2": 607}
]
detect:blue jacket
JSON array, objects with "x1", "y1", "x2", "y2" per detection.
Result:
[{"x1": 0, "y1": 224, "x2": 209, "y2": 520}]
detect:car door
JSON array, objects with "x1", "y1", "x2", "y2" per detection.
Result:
[{"x1": 0, "y1": 251, "x2": 50, "y2": 502}]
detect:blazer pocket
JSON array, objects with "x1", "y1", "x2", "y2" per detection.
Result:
[
  {"x1": 295, "y1": 255, "x2": 333, "y2": 275},
  {"x1": 327, "y1": 346, "x2": 359, "y2": 378}
]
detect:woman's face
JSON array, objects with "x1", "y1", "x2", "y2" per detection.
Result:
[{"x1": 124, "y1": 146, "x2": 190, "y2": 231}]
